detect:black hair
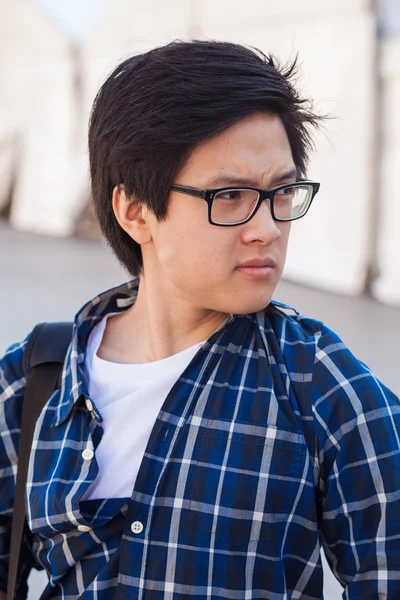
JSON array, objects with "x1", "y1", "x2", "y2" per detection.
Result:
[{"x1": 88, "y1": 39, "x2": 321, "y2": 276}]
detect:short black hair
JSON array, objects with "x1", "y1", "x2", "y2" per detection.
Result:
[{"x1": 88, "y1": 39, "x2": 321, "y2": 276}]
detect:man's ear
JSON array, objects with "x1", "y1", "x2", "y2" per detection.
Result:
[{"x1": 112, "y1": 185, "x2": 152, "y2": 245}]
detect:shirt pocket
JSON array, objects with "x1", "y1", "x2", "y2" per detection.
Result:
[{"x1": 187, "y1": 424, "x2": 307, "y2": 548}]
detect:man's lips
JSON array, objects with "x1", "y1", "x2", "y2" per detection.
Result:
[
  {"x1": 236, "y1": 258, "x2": 277, "y2": 278},
  {"x1": 237, "y1": 258, "x2": 276, "y2": 269}
]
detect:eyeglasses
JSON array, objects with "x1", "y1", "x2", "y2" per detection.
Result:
[{"x1": 170, "y1": 180, "x2": 320, "y2": 226}]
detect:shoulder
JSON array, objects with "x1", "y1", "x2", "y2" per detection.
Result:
[
  {"x1": 0, "y1": 334, "x2": 30, "y2": 405},
  {"x1": 310, "y1": 322, "x2": 400, "y2": 459},
  {"x1": 263, "y1": 301, "x2": 399, "y2": 416},
  {"x1": 263, "y1": 303, "x2": 400, "y2": 471},
  {"x1": 1, "y1": 333, "x2": 30, "y2": 424},
  {"x1": 263, "y1": 299, "x2": 325, "y2": 349},
  {"x1": 265, "y1": 300, "x2": 370, "y2": 369},
  {"x1": 0, "y1": 334, "x2": 30, "y2": 472}
]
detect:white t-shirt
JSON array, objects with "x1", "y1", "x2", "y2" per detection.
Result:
[{"x1": 83, "y1": 315, "x2": 206, "y2": 499}]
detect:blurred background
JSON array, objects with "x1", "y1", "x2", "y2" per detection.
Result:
[
  {"x1": 1, "y1": 1, "x2": 400, "y2": 598},
  {"x1": 1, "y1": 0, "x2": 400, "y2": 304}
]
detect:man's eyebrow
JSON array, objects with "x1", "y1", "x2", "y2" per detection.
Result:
[
  {"x1": 205, "y1": 168, "x2": 298, "y2": 188},
  {"x1": 271, "y1": 168, "x2": 298, "y2": 185}
]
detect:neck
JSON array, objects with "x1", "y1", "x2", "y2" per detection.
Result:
[{"x1": 99, "y1": 275, "x2": 228, "y2": 364}]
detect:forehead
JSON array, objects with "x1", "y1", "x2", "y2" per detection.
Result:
[{"x1": 179, "y1": 112, "x2": 295, "y2": 186}]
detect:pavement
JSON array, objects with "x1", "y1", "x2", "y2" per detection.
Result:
[{"x1": 2, "y1": 221, "x2": 400, "y2": 599}]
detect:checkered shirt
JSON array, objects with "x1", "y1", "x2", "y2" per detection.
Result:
[{"x1": 1, "y1": 279, "x2": 400, "y2": 599}]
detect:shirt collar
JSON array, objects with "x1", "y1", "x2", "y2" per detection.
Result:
[
  {"x1": 52, "y1": 278, "x2": 297, "y2": 427},
  {"x1": 52, "y1": 278, "x2": 140, "y2": 426},
  {"x1": 269, "y1": 299, "x2": 299, "y2": 316}
]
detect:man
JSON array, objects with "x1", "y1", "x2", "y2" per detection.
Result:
[{"x1": 1, "y1": 40, "x2": 399, "y2": 599}]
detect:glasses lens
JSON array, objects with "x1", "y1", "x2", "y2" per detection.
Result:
[
  {"x1": 211, "y1": 189, "x2": 260, "y2": 224},
  {"x1": 273, "y1": 184, "x2": 313, "y2": 220}
]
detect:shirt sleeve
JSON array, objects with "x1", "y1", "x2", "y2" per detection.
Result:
[
  {"x1": 312, "y1": 323, "x2": 400, "y2": 598},
  {"x1": 0, "y1": 336, "x2": 40, "y2": 598}
]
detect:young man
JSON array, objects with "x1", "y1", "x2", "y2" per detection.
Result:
[{"x1": 1, "y1": 40, "x2": 399, "y2": 599}]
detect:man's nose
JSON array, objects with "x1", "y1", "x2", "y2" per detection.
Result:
[{"x1": 243, "y1": 198, "x2": 281, "y2": 243}]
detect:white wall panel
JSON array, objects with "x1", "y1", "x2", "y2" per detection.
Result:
[
  {"x1": 199, "y1": 5, "x2": 376, "y2": 294},
  {"x1": 0, "y1": 100, "x2": 15, "y2": 211},
  {"x1": 199, "y1": 0, "x2": 370, "y2": 26},
  {"x1": 371, "y1": 38, "x2": 400, "y2": 305},
  {"x1": 76, "y1": 0, "x2": 194, "y2": 210},
  {"x1": 80, "y1": 0, "x2": 193, "y2": 129},
  {"x1": 0, "y1": 0, "x2": 84, "y2": 235}
]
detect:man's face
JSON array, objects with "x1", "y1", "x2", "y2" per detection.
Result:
[{"x1": 143, "y1": 112, "x2": 295, "y2": 315}]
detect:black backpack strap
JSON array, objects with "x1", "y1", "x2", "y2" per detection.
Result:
[{"x1": 7, "y1": 322, "x2": 73, "y2": 600}]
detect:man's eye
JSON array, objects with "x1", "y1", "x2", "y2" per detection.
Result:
[
  {"x1": 218, "y1": 190, "x2": 242, "y2": 200},
  {"x1": 276, "y1": 188, "x2": 294, "y2": 198}
]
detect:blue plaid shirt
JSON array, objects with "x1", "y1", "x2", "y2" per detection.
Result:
[{"x1": 1, "y1": 279, "x2": 400, "y2": 599}]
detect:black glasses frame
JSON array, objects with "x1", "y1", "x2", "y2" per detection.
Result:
[{"x1": 170, "y1": 180, "x2": 320, "y2": 226}]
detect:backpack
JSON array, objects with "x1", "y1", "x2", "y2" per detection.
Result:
[{"x1": 7, "y1": 322, "x2": 73, "y2": 600}]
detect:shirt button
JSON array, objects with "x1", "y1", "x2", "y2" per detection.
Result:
[
  {"x1": 85, "y1": 399, "x2": 93, "y2": 412},
  {"x1": 77, "y1": 525, "x2": 91, "y2": 532},
  {"x1": 82, "y1": 448, "x2": 94, "y2": 461},
  {"x1": 131, "y1": 521, "x2": 144, "y2": 534}
]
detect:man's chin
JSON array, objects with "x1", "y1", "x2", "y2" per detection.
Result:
[{"x1": 226, "y1": 295, "x2": 275, "y2": 316}]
